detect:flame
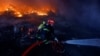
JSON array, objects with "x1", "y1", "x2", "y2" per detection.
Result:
[
  {"x1": 25, "y1": 9, "x2": 48, "y2": 16},
  {"x1": 14, "y1": 12, "x2": 23, "y2": 17},
  {"x1": 37, "y1": 12, "x2": 48, "y2": 16},
  {"x1": 16, "y1": 13, "x2": 23, "y2": 17},
  {"x1": 5, "y1": 5, "x2": 14, "y2": 11},
  {"x1": 0, "y1": 4, "x2": 56, "y2": 16}
]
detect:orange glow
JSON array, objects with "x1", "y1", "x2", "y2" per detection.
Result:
[
  {"x1": 37, "y1": 12, "x2": 48, "y2": 16},
  {"x1": 16, "y1": 14, "x2": 23, "y2": 17},
  {"x1": 14, "y1": 12, "x2": 23, "y2": 17},
  {"x1": 0, "y1": 4, "x2": 56, "y2": 16}
]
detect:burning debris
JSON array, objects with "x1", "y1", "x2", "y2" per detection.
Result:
[
  {"x1": 0, "y1": 4, "x2": 56, "y2": 17},
  {"x1": 0, "y1": 0, "x2": 67, "y2": 17},
  {"x1": 0, "y1": 5, "x2": 49, "y2": 17}
]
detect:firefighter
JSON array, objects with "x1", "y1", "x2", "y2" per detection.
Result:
[
  {"x1": 36, "y1": 19, "x2": 58, "y2": 44},
  {"x1": 35, "y1": 19, "x2": 62, "y2": 56}
]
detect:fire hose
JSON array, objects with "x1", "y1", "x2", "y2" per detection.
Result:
[{"x1": 22, "y1": 40, "x2": 65, "y2": 56}]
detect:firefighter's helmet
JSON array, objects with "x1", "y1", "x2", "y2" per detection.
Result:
[{"x1": 47, "y1": 19, "x2": 55, "y2": 26}]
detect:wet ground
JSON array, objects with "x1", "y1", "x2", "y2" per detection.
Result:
[{"x1": 0, "y1": 36, "x2": 100, "y2": 56}]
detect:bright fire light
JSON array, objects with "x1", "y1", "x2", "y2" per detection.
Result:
[
  {"x1": 14, "y1": 12, "x2": 23, "y2": 17},
  {"x1": 17, "y1": 14, "x2": 23, "y2": 17},
  {"x1": 37, "y1": 12, "x2": 48, "y2": 16}
]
